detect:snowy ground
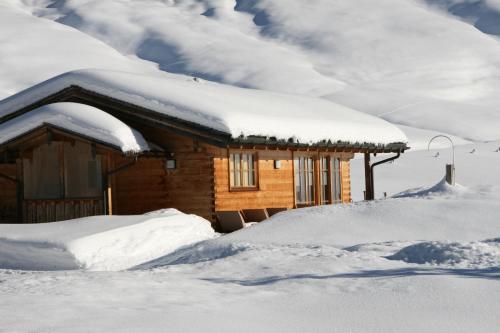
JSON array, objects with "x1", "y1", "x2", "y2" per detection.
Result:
[{"x1": 1, "y1": 144, "x2": 499, "y2": 332}]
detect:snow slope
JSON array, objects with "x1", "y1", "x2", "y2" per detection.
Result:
[
  {"x1": 425, "y1": 0, "x2": 500, "y2": 35},
  {"x1": 1, "y1": 0, "x2": 500, "y2": 144},
  {"x1": 11, "y1": 0, "x2": 500, "y2": 143},
  {"x1": 1, "y1": 144, "x2": 499, "y2": 331},
  {"x1": 0, "y1": 102, "x2": 149, "y2": 153},
  {"x1": 0, "y1": 209, "x2": 215, "y2": 271},
  {"x1": 1, "y1": 170, "x2": 498, "y2": 332},
  {"x1": 0, "y1": 0, "x2": 154, "y2": 99}
]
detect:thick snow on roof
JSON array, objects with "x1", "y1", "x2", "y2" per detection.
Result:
[
  {"x1": 0, "y1": 102, "x2": 149, "y2": 153},
  {"x1": 0, "y1": 69, "x2": 407, "y2": 145}
]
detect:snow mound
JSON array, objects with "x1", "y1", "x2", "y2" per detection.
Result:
[
  {"x1": 0, "y1": 209, "x2": 215, "y2": 271},
  {"x1": 135, "y1": 239, "x2": 250, "y2": 269},
  {"x1": 393, "y1": 177, "x2": 467, "y2": 198},
  {"x1": 0, "y1": 102, "x2": 149, "y2": 153},
  {"x1": 137, "y1": 186, "x2": 500, "y2": 269},
  {"x1": 209, "y1": 188, "x2": 499, "y2": 248},
  {"x1": 387, "y1": 238, "x2": 500, "y2": 268},
  {"x1": 0, "y1": 69, "x2": 407, "y2": 146}
]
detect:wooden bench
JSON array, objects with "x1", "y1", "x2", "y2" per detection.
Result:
[
  {"x1": 266, "y1": 207, "x2": 289, "y2": 217},
  {"x1": 216, "y1": 211, "x2": 246, "y2": 233},
  {"x1": 241, "y1": 209, "x2": 269, "y2": 223}
]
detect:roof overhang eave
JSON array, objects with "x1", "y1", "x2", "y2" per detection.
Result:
[{"x1": 229, "y1": 136, "x2": 409, "y2": 153}]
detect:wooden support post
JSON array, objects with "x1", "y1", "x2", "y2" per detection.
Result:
[
  {"x1": 446, "y1": 164, "x2": 455, "y2": 186},
  {"x1": 107, "y1": 184, "x2": 113, "y2": 215},
  {"x1": 314, "y1": 152, "x2": 321, "y2": 205},
  {"x1": 364, "y1": 153, "x2": 373, "y2": 200}
]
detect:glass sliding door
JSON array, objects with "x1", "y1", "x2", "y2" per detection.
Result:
[
  {"x1": 294, "y1": 155, "x2": 315, "y2": 206},
  {"x1": 332, "y1": 157, "x2": 342, "y2": 203},
  {"x1": 318, "y1": 155, "x2": 342, "y2": 205},
  {"x1": 320, "y1": 156, "x2": 331, "y2": 204}
]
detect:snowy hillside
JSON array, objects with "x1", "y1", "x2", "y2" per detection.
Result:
[{"x1": 1, "y1": 0, "x2": 500, "y2": 145}]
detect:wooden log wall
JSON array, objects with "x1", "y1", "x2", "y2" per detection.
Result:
[
  {"x1": 112, "y1": 157, "x2": 169, "y2": 215},
  {"x1": 111, "y1": 130, "x2": 214, "y2": 221},
  {"x1": 0, "y1": 164, "x2": 18, "y2": 223},
  {"x1": 96, "y1": 119, "x2": 356, "y2": 224},
  {"x1": 211, "y1": 149, "x2": 354, "y2": 213},
  {"x1": 212, "y1": 149, "x2": 295, "y2": 212}
]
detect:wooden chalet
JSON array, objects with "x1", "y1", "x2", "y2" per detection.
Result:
[{"x1": 0, "y1": 70, "x2": 408, "y2": 228}]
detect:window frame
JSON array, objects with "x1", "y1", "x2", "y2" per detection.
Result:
[
  {"x1": 331, "y1": 156, "x2": 343, "y2": 204},
  {"x1": 319, "y1": 155, "x2": 332, "y2": 205},
  {"x1": 318, "y1": 153, "x2": 343, "y2": 205},
  {"x1": 293, "y1": 153, "x2": 316, "y2": 207},
  {"x1": 228, "y1": 150, "x2": 259, "y2": 191}
]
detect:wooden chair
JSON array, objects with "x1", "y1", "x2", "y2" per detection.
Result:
[
  {"x1": 241, "y1": 208, "x2": 269, "y2": 223},
  {"x1": 266, "y1": 207, "x2": 289, "y2": 217},
  {"x1": 216, "y1": 211, "x2": 246, "y2": 233}
]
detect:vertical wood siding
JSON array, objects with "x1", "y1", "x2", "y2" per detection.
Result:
[
  {"x1": 23, "y1": 199, "x2": 103, "y2": 223},
  {"x1": 0, "y1": 164, "x2": 18, "y2": 223}
]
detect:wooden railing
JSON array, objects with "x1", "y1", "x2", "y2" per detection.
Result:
[{"x1": 23, "y1": 198, "x2": 103, "y2": 223}]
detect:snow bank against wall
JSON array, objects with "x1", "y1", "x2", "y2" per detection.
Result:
[
  {"x1": 0, "y1": 209, "x2": 215, "y2": 271},
  {"x1": 0, "y1": 69, "x2": 407, "y2": 146},
  {"x1": 139, "y1": 178, "x2": 500, "y2": 269},
  {"x1": 0, "y1": 102, "x2": 149, "y2": 153}
]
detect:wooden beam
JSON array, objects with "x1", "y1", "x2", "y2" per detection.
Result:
[
  {"x1": 107, "y1": 185, "x2": 113, "y2": 215},
  {"x1": 364, "y1": 153, "x2": 373, "y2": 200}
]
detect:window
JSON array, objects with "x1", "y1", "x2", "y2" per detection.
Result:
[
  {"x1": 294, "y1": 155, "x2": 315, "y2": 206},
  {"x1": 332, "y1": 157, "x2": 342, "y2": 203},
  {"x1": 229, "y1": 152, "x2": 257, "y2": 189},
  {"x1": 319, "y1": 156, "x2": 342, "y2": 204},
  {"x1": 320, "y1": 157, "x2": 331, "y2": 204}
]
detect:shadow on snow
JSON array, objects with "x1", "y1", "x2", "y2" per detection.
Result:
[{"x1": 201, "y1": 267, "x2": 500, "y2": 286}]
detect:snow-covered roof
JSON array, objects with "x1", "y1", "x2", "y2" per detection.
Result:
[
  {"x1": 0, "y1": 69, "x2": 408, "y2": 146},
  {"x1": 0, "y1": 102, "x2": 149, "y2": 153}
]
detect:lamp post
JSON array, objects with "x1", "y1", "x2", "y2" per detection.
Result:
[{"x1": 427, "y1": 135, "x2": 455, "y2": 185}]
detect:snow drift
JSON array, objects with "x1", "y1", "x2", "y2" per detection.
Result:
[
  {"x1": 0, "y1": 209, "x2": 215, "y2": 271},
  {"x1": 138, "y1": 179, "x2": 500, "y2": 269},
  {"x1": 392, "y1": 177, "x2": 467, "y2": 198},
  {"x1": 387, "y1": 238, "x2": 500, "y2": 268}
]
